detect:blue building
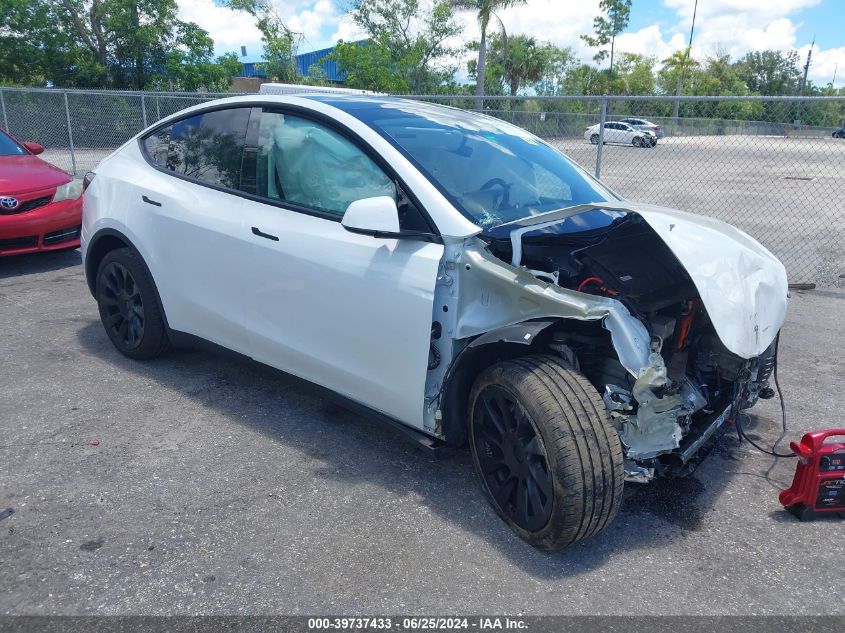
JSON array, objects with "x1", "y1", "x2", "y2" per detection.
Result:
[
  {"x1": 235, "y1": 42, "x2": 367, "y2": 83},
  {"x1": 295, "y1": 45, "x2": 345, "y2": 83}
]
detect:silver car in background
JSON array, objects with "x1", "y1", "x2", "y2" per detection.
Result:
[{"x1": 619, "y1": 117, "x2": 665, "y2": 138}]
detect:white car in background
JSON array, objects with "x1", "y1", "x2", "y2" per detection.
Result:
[
  {"x1": 585, "y1": 121, "x2": 657, "y2": 147},
  {"x1": 82, "y1": 95, "x2": 786, "y2": 551}
]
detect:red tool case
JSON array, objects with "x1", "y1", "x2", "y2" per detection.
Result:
[{"x1": 780, "y1": 430, "x2": 845, "y2": 520}]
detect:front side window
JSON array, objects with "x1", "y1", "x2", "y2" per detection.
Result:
[
  {"x1": 0, "y1": 130, "x2": 26, "y2": 156},
  {"x1": 142, "y1": 108, "x2": 250, "y2": 190},
  {"x1": 255, "y1": 111, "x2": 395, "y2": 218}
]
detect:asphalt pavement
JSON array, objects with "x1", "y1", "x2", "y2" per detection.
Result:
[{"x1": 1, "y1": 249, "x2": 843, "y2": 615}]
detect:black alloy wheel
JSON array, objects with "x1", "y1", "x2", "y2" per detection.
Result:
[
  {"x1": 95, "y1": 247, "x2": 169, "y2": 359},
  {"x1": 472, "y1": 384, "x2": 553, "y2": 532},
  {"x1": 468, "y1": 356, "x2": 624, "y2": 550},
  {"x1": 100, "y1": 261, "x2": 145, "y2": 349}
]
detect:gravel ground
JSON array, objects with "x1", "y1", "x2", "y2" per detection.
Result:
[
  {"x1": 0, "y1": 249, "x2": 843, "y2": 616},
  {"x1": 41, "y1": 134, "x2": 845, "y2": 285}
]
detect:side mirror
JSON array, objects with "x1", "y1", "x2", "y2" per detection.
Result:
[
  {"x1": 341, "y1": 196, "x2": 400, "y2": 235},
  {"x1": 23, "y1": 142, "x2": 44, "y2": 155}
]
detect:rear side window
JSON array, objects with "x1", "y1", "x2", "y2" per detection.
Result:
[{"x1": 142, "y1": 108, "x2": 251, "y2": 190}]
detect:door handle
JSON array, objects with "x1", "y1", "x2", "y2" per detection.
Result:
[
  {"x1": 142, "y1": 195, "x2": 162, "y2": 207},
  {"x1": 251, "y1": 226, "x2": 279, "y2": 241}
]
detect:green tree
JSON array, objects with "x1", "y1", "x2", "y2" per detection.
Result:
[
  {"x1": 581, "y1": 0, "x2": 632, "y2": 78},
  {"x1": 332, "y1": 0, "x2": 463, "y2": 93},
  {"x1": 735, "y1": 50, "x2": 801, "y2": 96},
  {"x1": 534, "y1": 46, "x2": 577, "y2": 96},
  {"x1": 226, "y1": 0, "x2": 302, "y2": 82},
  {"x1": 657, "y1": 48, "x2": 699, "y2": 95},
  {"x1": 476, "y1": 34, "x2": 551, "y2": 96},
  {"x1": 451, "y1": 0, "x2": 527, "y2": 109},
  {"x1": 610, "y1": 52, "x2": 655, "y2": 94},
  {"x1": 0, "y1": 0, "x2": 231, "y2": 89}
]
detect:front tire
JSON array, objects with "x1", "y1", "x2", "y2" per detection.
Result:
[
  {"x1": 468, "y1": 355, "x2": 624, "y2": 550},
  {"x1": 96, "y1": 247, "x2": 169, "y2": 359},
  {"x1": 590, "y1": 134, "x2": 599, "y2": 145},
  {"x1": 632, "y1": 137, "x2": 643, "y2": 147}
]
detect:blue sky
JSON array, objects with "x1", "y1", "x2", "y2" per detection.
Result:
[
  {"x1": 627, "y1": 0, "x2": 841, "y2": 56},
  {"x1": 182, "y1": 0, "x2": 845, "y2": 86}
]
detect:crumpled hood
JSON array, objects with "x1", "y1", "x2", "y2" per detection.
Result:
[
  {"x1": 628, "y1": 202, "x2": 787, "y2": 358},
  {"x1": 501, "y1": 201, "x2": 789, "y2": 359}
]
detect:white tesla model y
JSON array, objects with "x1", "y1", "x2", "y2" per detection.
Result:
[{"x1": 82, "y1": 94, "x2": 787, "y2": 550}]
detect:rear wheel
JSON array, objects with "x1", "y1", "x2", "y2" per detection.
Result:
[
  {"x1": 468, "y1": 355, "x2": 624, "y2": 550},
  {"x1": 590, "y1": 134, "x2": 599, "y2": 145},
  {"x1": 96, "y1": 248, "x2": 169, "y2": 359}
]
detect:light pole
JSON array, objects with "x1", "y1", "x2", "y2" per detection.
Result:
[{"x1": 672, "y1": 0, "x2": 698, "y2": 121}]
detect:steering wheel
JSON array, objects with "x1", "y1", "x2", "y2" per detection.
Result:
[{"x1": 479, "y1": 177, "x2": 511, "y2": 211}]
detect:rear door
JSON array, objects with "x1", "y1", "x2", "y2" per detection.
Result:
[
  {"x1": 238, "y1": 108, "x2": 444, "y2": 428},
  {"x1": 134, "y1": 107, "x2": 254, "y2": 354}
]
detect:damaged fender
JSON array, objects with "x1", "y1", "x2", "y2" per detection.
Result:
[{"x1": 451, "y1": 239, "x2": 677, "y2": 457}]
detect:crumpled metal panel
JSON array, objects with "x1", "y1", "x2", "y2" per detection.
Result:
[{"x1": 455, "y1": 239, "x2": 653, "y2": 375}]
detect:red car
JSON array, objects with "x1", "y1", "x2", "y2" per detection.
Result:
[{"x1": 0, "y1": 128, "x2": 83, "y2": 256}]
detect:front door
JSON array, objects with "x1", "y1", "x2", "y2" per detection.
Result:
[{"x1": 240, "y1": 109, "x2": 444, "y2": 428}]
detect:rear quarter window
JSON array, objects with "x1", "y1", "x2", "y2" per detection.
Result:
[{"x1": 141, "y1": 108, "x2": 251, "y2": 190}]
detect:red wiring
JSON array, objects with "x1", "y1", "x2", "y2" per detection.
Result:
[
  {"x1": 577, "y1": 276, "x2": 619, "y2": 296},
  {"x1": 675, "y1": 298, "x2": 698, "y2": 350},
  {"x1": 577, "y1": 276, "x2": 604, "y2": 292}
]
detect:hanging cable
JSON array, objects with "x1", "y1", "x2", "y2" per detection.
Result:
[{"x1": 733, "y1": 334, "x2": 796, "y2": 458}]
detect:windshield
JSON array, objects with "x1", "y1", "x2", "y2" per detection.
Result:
[
  {"x1": 0, "y1": 130, "x2": 26, "y2": 156},
  {"x1": 319, "y1": 98, "x2": 620, "y2": 232}
]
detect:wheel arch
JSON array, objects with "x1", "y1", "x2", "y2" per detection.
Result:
[
  {"x1": 439, "y1": 319, "x2": 559, "y2": 446},
  {"x1": 84, "y1": 228, "x2": 171, "y2": 330},
  {"x1": 85, "y1": 228, "x2": 133, "y2": 296}
]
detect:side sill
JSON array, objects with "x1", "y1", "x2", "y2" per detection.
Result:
[{"x1": 166, "y1": 330, "x2": 457, "y2": 459}]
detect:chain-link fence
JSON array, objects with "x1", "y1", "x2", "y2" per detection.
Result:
[{"x1": 2, "y1": 87, "x2": 844, "y2": 285}]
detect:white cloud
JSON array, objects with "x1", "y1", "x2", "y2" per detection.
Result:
[
  {"x1": 589, "y1": 0, "x2": 837, "y2": 86},
  {"x1": 614, "y1": 25, "x2": 686, "y2": 61},
  {"x1": 330, "y1": 13, "x2": 367, "y2": 43},
  {"x1": 177, "y1": 0, "x2": 264, "y2": 55},
  {"x1": 796, "y1": 45, "x2": 845, "y2": 87},
  {"x1": 289, "y1": 0, "x2": 342, "y2": 44},
  {"x1": 177, "y1": 0, "x2": 347, "y2": 58},
  {"x1": 665, "y1": 0, "x2": 822, "y2": 24}
]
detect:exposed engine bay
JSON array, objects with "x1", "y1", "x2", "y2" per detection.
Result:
[{"x1": 428, "y1": 206, "x2": 787, "y2": 483}]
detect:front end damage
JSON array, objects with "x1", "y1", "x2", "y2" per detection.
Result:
[{"x1": 428, "y1": 203, "x2": 788, "y2": 482}]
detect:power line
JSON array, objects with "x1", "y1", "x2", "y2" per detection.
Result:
[
  {"x1": 672, "y1": 0, "x2": 698, "y2": 120},
  {"x1": 799, "y1": 35, "x2": 814, "y2": 95}
]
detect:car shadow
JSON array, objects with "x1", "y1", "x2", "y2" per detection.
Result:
[
  {"x1": 0, "y1": 248, "x2": 81, "y2": 280},
  {"x1": 75, "y1": 319, "x2": 745, "y2": 579}
]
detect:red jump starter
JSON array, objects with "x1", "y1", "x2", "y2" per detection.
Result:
[{"x1": 780, "y1": 430, "x2": 845, "y2": 520}]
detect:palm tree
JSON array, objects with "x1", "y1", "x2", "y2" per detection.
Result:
[{"x1": 452, "y1": 0, "x2": 527, "y2": 110}]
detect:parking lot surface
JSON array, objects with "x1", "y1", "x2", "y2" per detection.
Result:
[{"x1": 1, "y1": 250, "x2": 843, "y2": 615}]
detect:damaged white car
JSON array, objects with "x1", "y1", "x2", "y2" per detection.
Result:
[{"x1": 81, "y1": 95, "x2": 788, "y2": 550}]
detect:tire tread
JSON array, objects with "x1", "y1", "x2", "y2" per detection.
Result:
[{"x1": 468, "y1": 354, "x2": 624, "y2": 550}]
